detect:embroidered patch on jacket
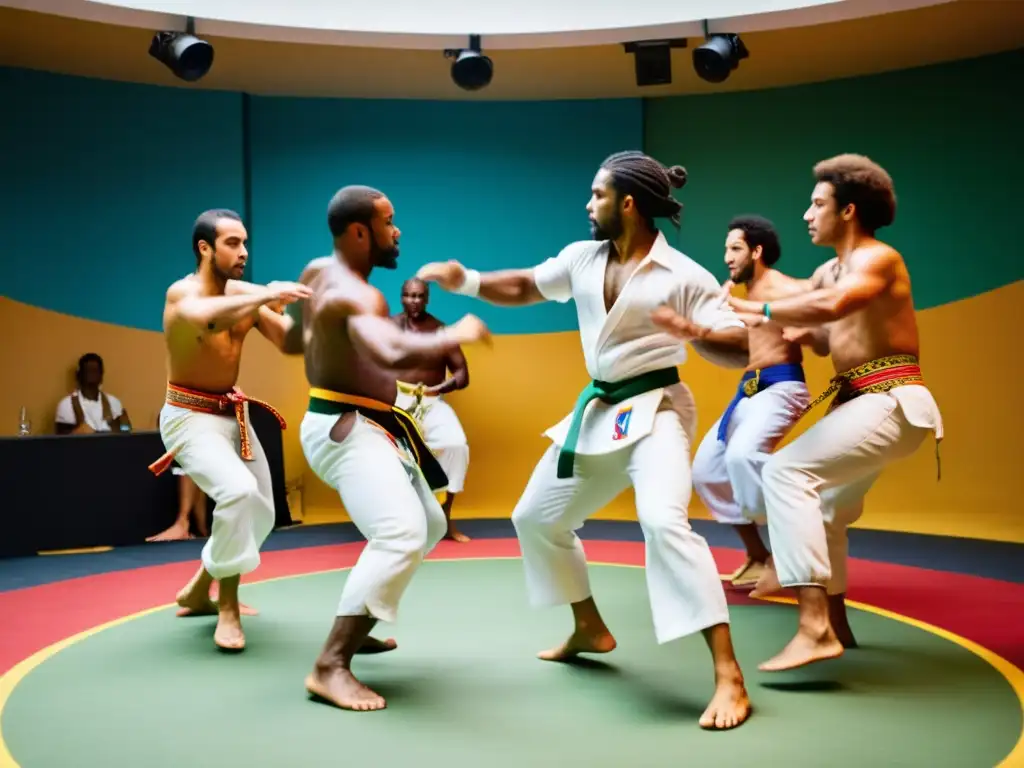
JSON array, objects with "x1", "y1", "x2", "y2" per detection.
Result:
[{"x1": 613, "y1": 406, "x2": 633, "y2": 441}]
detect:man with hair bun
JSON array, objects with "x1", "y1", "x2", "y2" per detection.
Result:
[
  {"x1": 726, "y1": 153, "x2": 943, "y2": 672},
  {"x1": 418, "y1": 151, "x2": 754, "y2": 730}
]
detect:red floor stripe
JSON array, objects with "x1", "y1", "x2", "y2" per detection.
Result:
[{"x1": 2, "y1": 539, "x2": 1023, "y2": 677}]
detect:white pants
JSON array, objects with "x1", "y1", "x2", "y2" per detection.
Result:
[
  {"x1": 301, "y1": 411, "x2": 448, "y2": 623},
  {"x1": 396, "y1": 394, "x2": 470, "y2": 495},
  {"x1": 511, "y1": 406, "x2": 729, "y2": 644},
  {"x1": 693, "y1": 381, "x2": 810, "y2": 526},
  {"x1": 763, "y1": 386, "x2": 940, "y2": 591},
  {"x1": 159, "y1": 403, "x2": 275, "y2": 579}
]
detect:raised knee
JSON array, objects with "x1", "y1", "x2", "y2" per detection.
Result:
[
  {"x1": 380, "y1": 521, "x2": 430, "y2": 557},
  {"x1": 511, "y1": 500, "x2": 545, "y2": 534},
  {"x1": 219, "y1": 479, "x2": 264, "y2": 509}
]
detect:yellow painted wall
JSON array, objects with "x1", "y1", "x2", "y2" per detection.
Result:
[{"x1": 3, "y1": 281, "x2": 1020, "y2": 543}]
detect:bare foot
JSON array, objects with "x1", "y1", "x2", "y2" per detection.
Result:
[
  {"x1": 176, "y1": 579, "x2": 217, "y2": 616},
  {"x1": 214, "y1": 609, "x2": 246, "y2": 652},
  {"x1": 828, "y1": 596, "x2": 858, "y2": 649},
  {"x1": 749, "y1": 561, "x2": 783, "y2": 600},
  {"x1": 445, "y1": 530, "x2": 471, "y2": 543},
  {"x1": 355, "y1": 636, "x2": 398, "y2": 655},
  {"x1": 147, "y1": 522, "x2": 191, "y2": 542},
  {"x1": 306, "y1": 668, "x2": 386, "y2": 711},
  {"x1": 759, "y1": 627, "x2": 844, "y2": 672},
  {"x1": 175, "y1": 578, "x2": 258, "y2": 617},
  {"x1": 833, "y1": 624, "x2": 858, "y2": 649},
  {"x1": 537, "y1": 630, "x2": 617, "y2": 661},
  {"x1": 699, "y1": 675, "x2": 752, "y2": 730},
  {"x1": 176, "y1": 601, "x2": 259, "y2": 618},
  {"x1": 728, "y1": 559, "x2": 767, "y2": 590}
]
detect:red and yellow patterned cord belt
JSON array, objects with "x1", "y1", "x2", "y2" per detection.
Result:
[
  {"x1": 803, "y1": 354, "x2": 926, "y2": 414},
  {"x1": 148, "y1": 384, "x2": 287, "y2": 476},
  {"x1": 802, "y1": 354, "x2": 940, "y2": 479}
]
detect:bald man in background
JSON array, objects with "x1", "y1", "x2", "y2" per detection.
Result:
[{"x1": 390, "y1": 277, "x2": 472, "y2": 542}]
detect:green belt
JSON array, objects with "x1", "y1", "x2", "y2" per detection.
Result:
[{"x1": 556, "y1": 367, "x2": 681, "y2": 479}]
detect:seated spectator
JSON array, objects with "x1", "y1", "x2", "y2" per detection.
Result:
[{"x1": 54, "y1": 353, "x2": 131, "y2": 435}]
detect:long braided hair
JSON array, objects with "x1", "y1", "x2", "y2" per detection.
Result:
[{"x1": 600, "y1": 151, "x2": 688, "y2": 230}]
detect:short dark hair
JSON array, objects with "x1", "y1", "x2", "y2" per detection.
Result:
[
  {"x1": 192, "y1": 209, "x2": 242, "y2": 266},
  {"x1": 402, "y1": 277, "x2": 427, "y2": 293},
  {"x1": 600, "y1": 151, "x2": 688, "y2": 231},
  {"x1": 728, "y1": 215, "x2": 781, "y2": 267},
  {"x1": 813, "y1": 154, "x2": 896, "y2": 234},
  {"x1": 76, "y1": 353, "x2": 103, "y2": 382},
  {"x1": 327, "y1": 186, "x2": 386, "y2": 238}
]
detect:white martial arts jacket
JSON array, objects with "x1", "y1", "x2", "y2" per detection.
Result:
[{"x1": 534, "y1": 231, "x2": 747, "y2": 456}]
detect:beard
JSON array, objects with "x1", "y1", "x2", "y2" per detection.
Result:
[
  {"x1": 590, "y1": 211, "x2": 624, "y2": 242},
  {"x1": 370, "y1": 234, "x2": 400, "y2": 270},
  {"x1": 212, "y1": 257, "x2": 243, "y2": 281},
  {"x1": 732, "y1": 261, "x2": 755, "y2": 284}
]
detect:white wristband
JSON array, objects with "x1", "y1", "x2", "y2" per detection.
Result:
[{"x1": 454, "y1": 269, "x2": 481, "y2": 297}]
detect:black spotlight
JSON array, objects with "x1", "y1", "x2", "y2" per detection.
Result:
[
  {"x1": 444, "y1": 35, "x2": 493, "y2": 91},
  {"x1": 692, "y1": 33, "x2": 749, "y2": 84},
  {"x1": 148, "y1": 18, "x2": 214, "y2": 82}
]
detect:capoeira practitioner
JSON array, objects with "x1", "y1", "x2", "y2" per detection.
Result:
[
  {"x1": 668, "y1": 216, "x2": 811, "y2": 588},
  {"x1": 290, "y1": 186, "x2": 490, "y2": 711},
  {"x1": 726, "y1": 154, "x2": 943, "y2": 672},
  {"x1": 148, "y1": 209, "x2": 312, "y2": 651},
  {"x1": 419, "y1": 151, "x2": 753, "y2": 730},
  {"x1": 391, "y1": 277, "x2": 472, "y2": 542}
]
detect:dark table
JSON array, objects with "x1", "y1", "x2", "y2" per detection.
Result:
[{"x1": 0, "y1": 405, "x2": 292, "y2": 559}]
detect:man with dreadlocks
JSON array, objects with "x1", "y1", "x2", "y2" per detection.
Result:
[{"x1": 417, "y1": 151, "x2": 753, "y2": 730}]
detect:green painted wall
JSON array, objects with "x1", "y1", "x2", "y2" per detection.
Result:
[{"x1": 645, "y1": 49, "x2": 1024, "y2": 309}]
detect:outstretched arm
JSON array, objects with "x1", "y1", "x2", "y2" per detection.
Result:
[
  {"x1": 167, "y1": 280, "x2": 310, "y2": 334},
  {"x1": 653, "y1": 276, "x2": 749, "y2": 368},
  {"x1": 417, "y1": 262, "x2": 547, "y2": 307},
  {"x1": 727, "y1": 247, "x2": 897, "y2": 327},
  {"x1": 418, "y1": 242, "x2": 587, "y2": 307},
  {"x1": 319, "y1": 288, "x2": 490, "y2": 369}
]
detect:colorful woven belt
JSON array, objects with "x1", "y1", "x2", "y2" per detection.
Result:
[{"x1": 148, "y1": 384, "x2": 287, "y2": 476}]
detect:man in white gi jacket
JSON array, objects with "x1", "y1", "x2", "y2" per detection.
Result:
[{"x1": 419, "y1": 151, "x2": 753, "y2": 730}]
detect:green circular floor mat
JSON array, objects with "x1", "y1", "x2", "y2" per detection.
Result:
[{"x1": 1, "y1": 559, "x2": 1019, "y2": 767}]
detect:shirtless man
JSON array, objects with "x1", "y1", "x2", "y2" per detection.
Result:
[
  {"x1": 655, "y1": 216, "x2": 810, "y2": 588},
  {"x1": 288, "y1": 186, "x2": 490, "y2": 711},
  {"x1": 725, "y1": 154, "x2": 943, "y2": 672},
  {"x1": 391, "y1": 277, "x2": 472, "y2": 542},
  {"x1": 149, "y1": 208, "x2": 311, "y2": 651}
]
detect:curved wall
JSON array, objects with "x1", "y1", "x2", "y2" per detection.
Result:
[{"x1": 1, "y1": 50, "x2": 1020, "y2": 542}]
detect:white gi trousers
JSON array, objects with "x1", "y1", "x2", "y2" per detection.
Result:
[
  {"x1": 692, "y1": 381, "x2": 810, "y2": 526},
  {"x1": 301, "y1": 410, "x2": 448, "y2": 623},
  {"x1": 763, "y1": 385, "x2": 942, "y2": 591},
  {"x1": 512, "y1": 390, "x2": 729, "y2": 644},
  {"x1": 159, "y1": 403, "x2": 275, "y2": 579},
  {"x1": 394, "y1": 391, "x2": 470, "y2": 495}
]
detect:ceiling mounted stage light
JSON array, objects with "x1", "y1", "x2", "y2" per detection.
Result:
[
  {"x1": 148, "y1": 17, "x2": 214, "y2": 82},
  {"x1": 623, "y1": 39, "x2": 688, "y2": 87},
  {"x1": 444, "y1": 35, "x2": 493, "y2": 91},
  {"x1": 692, "y1": 30, "x2": 749, "y2": 84}
]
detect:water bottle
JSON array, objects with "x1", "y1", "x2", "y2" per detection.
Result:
[{"x1": 17, "y1": 406, "x2": 31, "y2": 436}]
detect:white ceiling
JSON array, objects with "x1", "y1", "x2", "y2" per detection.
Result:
[{"x1": 3, "y1": 0, "x2": 956, "y2": 48}]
